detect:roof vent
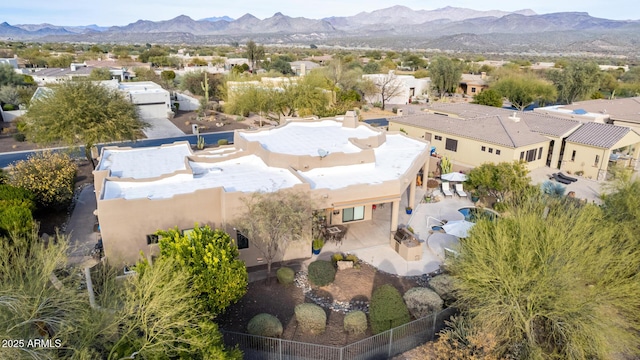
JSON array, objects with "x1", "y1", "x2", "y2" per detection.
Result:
[{"x1": 508, "y1": 112, "x2": 520, "y2": 122}]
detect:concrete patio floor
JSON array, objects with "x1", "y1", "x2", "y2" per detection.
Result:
[{"x1": 309, "y1": 188, "x2": 473, "y2": 277}]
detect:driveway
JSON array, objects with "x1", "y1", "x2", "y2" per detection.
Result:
[{"x1": 142, "y1": 117, "x2": 186, "y2": 138}]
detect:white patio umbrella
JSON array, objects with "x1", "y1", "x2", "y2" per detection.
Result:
[
  {"x1": 441, "y1": 172, "x2": 468, "y2": 182},
  {"x1": 442, "y1": 220, "x2": 475, "y2": 238}
]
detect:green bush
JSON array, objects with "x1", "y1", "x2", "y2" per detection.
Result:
[
  {"x1": 294, "y1": 303, "x2": 327, "y2": 334},
  {"x1": 331, "y1": 253, "x2": 344, "y2": 265},
  {"x1": 428, "y1": 274, "x2": 456, "y2": 302},
  {"x1": 0, "y1": 204, "x2": 34, "y2": 236},
  {"x1": 12, "y1": 133, "x2": 25, "y2": 142},
  {"x1": 493, "y1": 201, "x2": 508, "y2": 213},
  {"x1": 0, "y1": 184, "x2": 36, "y2": 211},
  {"x1": 217, "y1": 139, "x2": 229, "y2": 146},
  {"x1": 247, "y1": 313, "x2": 283, "y2": 338},
  {"x1": 276, "y1": 267, "x2": 295, "y2": 286},
  {"x1": 3, "y1": 104, "x2": 15, "y2": 111},
  {"x1": 344, "y1": 310, "x2": 368, "y2": 335},
  {"x1": 8, "y1": 151, "x2": 77, "y2": 210},
  {"x1": 369, "y1": 284, "x2": 410, "y2": 334},
  {"x1": 403, "y1": 287, "x2": 443, "y2": 319},
  {"x1": 307, "y1": 260, "x2": 336, "y2": 286}
]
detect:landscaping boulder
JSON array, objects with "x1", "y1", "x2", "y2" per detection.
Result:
[
  {"x1": 337, "y1": 260, "x2": 354, "y2": 270},
  {"x1": 403, "y1": 287, "x2": 443, "y2": 319},
  {"x1": 428, "y1": 274, "x2": 456, "y2": 302}
]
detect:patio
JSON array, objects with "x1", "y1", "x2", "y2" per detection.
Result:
[{"x1": 313, "y1": 187, "x2": 473, "y2": 276}]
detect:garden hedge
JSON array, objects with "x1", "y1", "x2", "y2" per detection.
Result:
[
  {"x1": 295, "y1": 303, "x2": 327, "y2": 334},
  {"x1": 247, "y1": 313, "x2": 283, "y2": 338},
  {"x1": 344, "y1": 310, "x2": 368, "y2": 335},
  {"x1": 307, "y1": 260, "x2": 335, "y2": 286},
  {"x1": 369, "y1": 284, "x2": 410, "y2": 334},
  {"x1": 403, "y1": 287, "x2": 443, "y2": 319},
  {"x1": 276, "y1": 267, "x2": 295, "y2": 286}
]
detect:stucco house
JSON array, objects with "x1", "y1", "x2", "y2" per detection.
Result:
[
  {"x1": 458, "y1": 73, "x2": 489, "y2": 96},
  {"x1": 390, "y1": 102, "x2": 640, "y2": 180},
  {"x1": 93, "y1": 112, "x2": 430, "y2": 266},
  {"x1": 101, "y1": 80, "x2": 172, "y2": 120},
  {"x1": 363, "y1": 71, "x2": 430, "y2": 105}
]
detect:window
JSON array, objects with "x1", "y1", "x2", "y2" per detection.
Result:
[
  {"x1": 538, "y1": 147, "x2": 543, "y2": 160},
  {"x1": 520, "y1": 151, "x2": 524, "y2": 160},
  {"x1": 236, "y1": 230, "x2": 249, "y2": 249},
  {"x1": 182, "y1": 228, "x2": 196, "y2": 239},
  {"x1": 471, "y1": 87, "x2": 476, "y2": 93},
  {"x1": 342, "y1": 206, "x2": 365, "y2": 223},
  {"x1": 594, "y1": 155, "x2": 600, "y2": 167},
  {"x1": 496, "y1": 149, "x2": 501, "y2": 155},
  {"x1": 481, "y1": 146, "x2": 486, "y2": 151},
  {"x1": 488, "y1": 148, "x2": 493, "y2": 153},
  {"x1": 434, "y1": 135, "x2": 442, "y2": 141},
  {"x1": 571, "y1": 150, "x2": 576, "y2": 161},
  {"x1": 146, "y1": 234, "x2": 160, "y2": 245},
  {"x1": 445, "y1": 138, "x2": 458, "y2": 152},
  {"x1": 525, "y1": 149, "x2": 537, "y2": 162}
]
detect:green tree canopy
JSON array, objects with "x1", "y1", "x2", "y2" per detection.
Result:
[
  {"x1": 471, "y1": 88, "x2": 503, "y2": 107},
  {"x1": 547, "y1": 61, "x2": 601, "y2": 104},
  {"x1": 492, "y1": 75, "x2": 556, "y2": 111},
  {"x1": 451, "y1": 198, "x2": 640, "y2": 359},
  {"x1": 22, "y1": 81, "x2": 147, "y2": 166},
  {"x1": 87, "y1": 67, "x2": 112, "y2": 81},
  {"x1": 156, "y1": 225, "x2": 247, "y2": 315},
  {"x1": 429, "y1": 57, "x2": 462, "y2": 98},
  {"x1": 466, "y1": 161, "x2": 531, "y2": 202},
  {"x1": 0, "y1": 64, "x2": 26, "y2": 86}
]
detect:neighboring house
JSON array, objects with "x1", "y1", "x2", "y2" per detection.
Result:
[
  {"x1": 93, "y1": 112, "x2": 430, "y2": 266},
  {"x1": 29, "y1": 63, "x2": 94, "y2": 85},
  {"x1": 458, "y1": 73, "x2": 489, "y2": 96},
  {"x1": 0, "y1": 57, "x2": 19, "y2": 69},
  {"x1": 290, "y1": 61, "x2": 320, "y2": 76},
  {"x1": 362, "y1": 72, "x2": 431, "y2": 105},
  {"x1": 225, "y1": 58, "x2": 251, "y2": 71},
  {"x1": 101, "y1": 80, "x2": 172, "y2": 120},
  {"x1": 390, "y1": 102, "x2": 640, "y2": 180}
]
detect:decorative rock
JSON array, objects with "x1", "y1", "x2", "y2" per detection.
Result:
[{"x1": 337, "y1": 260, "x2": 354, "y2": 270}]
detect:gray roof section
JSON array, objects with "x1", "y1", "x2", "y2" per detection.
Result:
[
  {"x1": 519, "y1": 112, "x2": 582, "y2": 137},
  {"x1": 424, "y1": 102, "x2": 510, "y2": 118},
  {"x1": 33, "y1": 66, "x2": 94, "y2": 77},
  {"x1": 565, "y1": 122, "x2": 632, "y2": 148},
  {"x1": 563, "y1": 97, "x2": 640, "y2": 124},
  {"x1": 393, "y1": 112, "x2": 548, "y2": 148}
]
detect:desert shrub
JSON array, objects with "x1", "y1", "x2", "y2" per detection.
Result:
[
  {"x1": 0, "y1": 204, "x2": 33, "y2": 236},
  {"x1": 9, "y1": 151, "x2": 77, "y2": 210},
  {"x1": 428, "y1": 274, "x2": 456, "y2": 302},
  {"x1": 3, "y1": 103, "x2": 15, "y2": 111},
  {"x1": 331, "y1": 253, "x2": 344, "y2": 266},
  {"x1": 218, "y1": 139, "x2": 229, "y2": 146},
  {"x1": 12, "y1": 133, "x2": 25, "y2": 142},
  {"x1": 369, "y1": 284, "x2": 410, "y2": 334},
  {"x1": 276, "y1": 267, "x2": 295, "y2": 286},
  {"x1": 247, "y1": 313, "x2": 283, "y2": 338},
  {"x1": 344, "y1": 310, "x2": 368, "y2": 335},
  {"x1": 0, "y1": 184, "x2": 36, "y2": 211},
  {"x1": 392, "y1": 107, "x2": 398, "y2": 114},
  {"x1": 403, "y1": 287, "x2": 444, "y2": 319},
  {"x1": 307, "y1": 260, "x2": 336, "y2": 286},
  {"x1": 295, "y1": 303, "x2": 327, "y2": 334},
  {"x1": 493, "y1": 201, "x2": 508, "y2": 213}
]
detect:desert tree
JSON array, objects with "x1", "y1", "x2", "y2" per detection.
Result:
[
  {"x1": 471, "y1": 88, "x2": 503, "y2": 107},
  {"x1": 87, "y1": 67, "x2": 112, "y2": 81},
  {"x1": 465, "y1": 161, "x2": 531, "y2": 203},
  {"x1": 21, "y1": 80, "x2": 148, "y2": 167},
  {"x1": 236, "y1": 190, "x2": 314, "y2": 279},
  {"x1": 492, "y1": 75, "x2": 557, "y2": 111},
  {"x1": 547, "y1": 61, "x2": 601, "y2": 104},
  {"x1": 245, "y1": 40, "x2": 265, "y2": 71},
  {"x1": 155, "y1": 225, "x2": 247, "y2": 316},
  {"x1": 450, "y1": 198, "x2": 640, "y2": 359},
  {"x1": 372, "y1": 72, "x2": 403, "y2": 110},
  {"x1": 0, "y1": 64, "x2": 27, "y2": 86},
  {"x1": 429, "y1": 57, "x2": 462, "y2": 98}
]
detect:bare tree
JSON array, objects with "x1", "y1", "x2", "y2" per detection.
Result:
[
  {"x1": 236, "y1": 190, "x2": 314, "y2": 280},
  {"x1": 374, "y1": 72, "x2": 403, "y2": 110}
]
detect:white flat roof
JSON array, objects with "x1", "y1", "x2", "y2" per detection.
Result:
[
  {"x1": 239, "y1": 120, "x2": 379, "y2": 156},
  {"x1": 98, "y1": 143, "x2": 192, "y2": 179},
  {"x1": 102, "y1": 155, "x2": 302, "y2": 200},
  {"x1": 298, "y1": 134, "x2": 426, "y2": 190}
]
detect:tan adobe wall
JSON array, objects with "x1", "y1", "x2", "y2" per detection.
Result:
[{"x1": 560, "y1": 143, "x2": 609, "y2": 180}]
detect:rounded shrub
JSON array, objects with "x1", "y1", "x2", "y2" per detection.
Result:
[
  {"x1": 247, "y1": 313, "x2": 283, "y2": 338},
  {"x1": 12, "y1": 133, "x2": 26, "y2": 142},
  {"x1": 307, "y1": 260, "x2": 336, "y2": 286},
  {"x1": 369, "y1": 284, "x2": 410, "y2": 334},
  {"x1": 403, "y1": 287, "x2": 443, "y2": 319},
  {"x1": 344, "y1": 310, "x2": 368, "y2": 335},
  {"x1": 276, "y1": 267, "x2": 295, "y2": 286},
  {"x1": 294, "y1": 303, "x2": 327, "y2": 334},
  {"x1": 428, "y1": 274, "x2": 456, "y2": 302}
]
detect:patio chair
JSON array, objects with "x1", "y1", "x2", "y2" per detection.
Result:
[
  {"x1": 455, "y1": 183, "x2": 467, "y2": 197},
  {"x1": 441, "y1": 182, "x2": 454, "y2": 198}
]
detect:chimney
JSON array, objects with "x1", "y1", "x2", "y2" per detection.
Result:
[
  {"x1": 481, "y1": 72, "x2": 487, "y2": 79},
  {"x1": 300, "y1": 62, "x2": 306, "y2": 76},
  {"x1": 342, "y1": 111, "x2": 358, "y2": 128}
]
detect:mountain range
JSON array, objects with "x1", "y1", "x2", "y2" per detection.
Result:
[{"x1": 2, "y1": 5, "x2": 640, "y2": 55}]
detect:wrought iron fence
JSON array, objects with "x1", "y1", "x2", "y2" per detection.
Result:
[{"x1": 221, "y1": 307, "x2": 457, "y2": 360}]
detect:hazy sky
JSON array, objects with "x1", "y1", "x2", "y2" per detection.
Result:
[{"x1": 3, "y1": 0, "x2": 638, "y2": 26}]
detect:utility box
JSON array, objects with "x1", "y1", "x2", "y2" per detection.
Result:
[{"x1": 191, "y1": 124, "x2": 199, "y2": 135}]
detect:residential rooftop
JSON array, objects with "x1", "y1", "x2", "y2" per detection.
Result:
[{"x1": 565, "y1": 122, "x2": 638, "y2": 148}]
